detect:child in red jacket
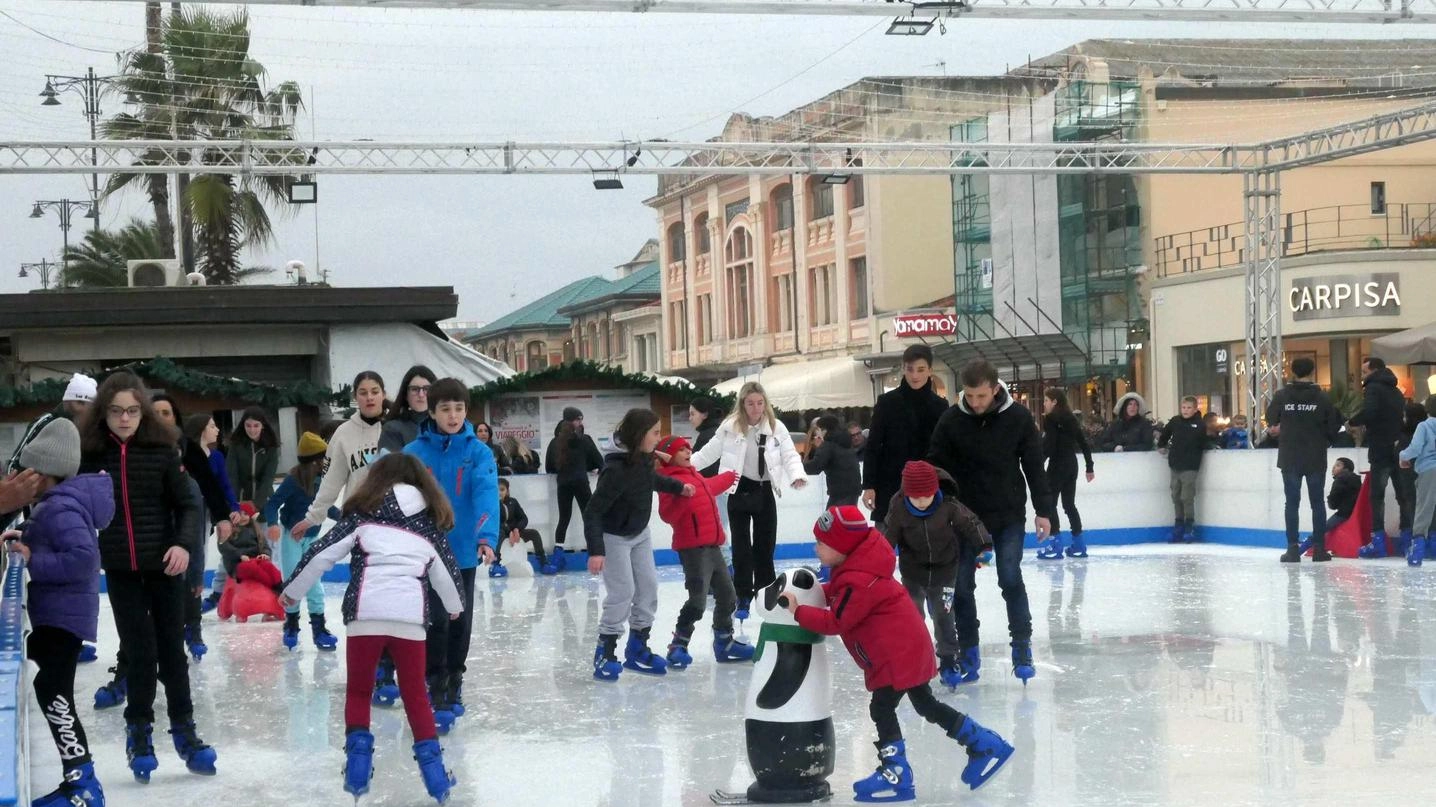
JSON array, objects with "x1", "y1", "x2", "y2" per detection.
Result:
[
  {"x1": 655, "y1": 436, "x2": 755, "y2": 667},
  {"x1": 782, "y1": 505, "x2": 1013, "y2": 803}
]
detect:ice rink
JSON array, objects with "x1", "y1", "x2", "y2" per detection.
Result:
[{"x1": 29, "y1": 545, "x2": 1436, "y2": 806}]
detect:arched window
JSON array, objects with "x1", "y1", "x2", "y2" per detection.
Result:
[
  {"x1": 725, "y1": 227, "x2": 755, "y2": 339},
  {"x1": 667, "y1": 221, "x2": 686, "y2": 263},
  {"x1": 771, "y1": 184, "x2": 794, "y2": 231},
  {"x1": 695, "y1": 213, "x2": 711, "y2": 254},
  {"x1": 526, "y1": 341, "x2": 547, "y2": 370},
  {"x1": 809, "y1": 177, "x2": 834, "y2": 220}
]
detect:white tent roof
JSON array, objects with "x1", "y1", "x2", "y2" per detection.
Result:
[
  {"x1": 713, "y1": 356, "x2": 874, "y2": 411},
  {"x1": 328, "y1": 323, "x2": 513, "y2": 391},
  {"x1": 1372, "y1": 322, "x2": 1436, "y2": 365}
]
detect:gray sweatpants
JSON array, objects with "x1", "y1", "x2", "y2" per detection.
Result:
[
  {"x1": 1414, "y1": 470, "x2": 1436, "y2": 538},
  {"x1": 1171, "y1": 470, "x2": 1199, "y2": 522},
  {"x1": 598, "y1": 529, "x2": 659, "y2": 636},
  {"x1": 904, "y1": 579, "x2": 959, "y2": 658}
]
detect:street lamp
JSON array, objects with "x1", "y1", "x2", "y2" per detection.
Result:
[
  {"x1": 40, "y1": 67, "x2": 126, "y2": 232},
  {"x1": 30, "y1": 200, "x2": 95, "y2": 282},
  {"x1": 18, "y1": 259, "x2": 59, "y2": 291}
]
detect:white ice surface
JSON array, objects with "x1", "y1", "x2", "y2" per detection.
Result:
[{"x1": 26, "y1": 546, "x2": 1436, "y2": 806}]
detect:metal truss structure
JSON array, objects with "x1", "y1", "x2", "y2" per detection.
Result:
[
  {"x1": 80, "y1": 0, "x2": 1436, "y2": 24},
  {"x1": 6, "y1": 99, "x2": 1436, "y2": 421}
]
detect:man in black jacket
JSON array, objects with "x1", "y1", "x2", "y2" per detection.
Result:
[
  {"x1": 1350, "y1": 357, "x2": 1406, "y2": 558},
  {"x1": 862, "y1": 345, "x2": 950, "y2": 526},
  {"x1": 1266, "y1": 357, "x2": 1343, "y2": 562},
  {"x1": 928, "y1": 359, "x2": 1053, "y2": 685},
  {"x1": 1158, "y1": 397, "x2": 1209, "y2": 543}
]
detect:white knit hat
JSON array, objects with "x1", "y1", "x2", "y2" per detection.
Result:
[{"x1": 62, "y1": 373, "x2": 97, "y2": 404}]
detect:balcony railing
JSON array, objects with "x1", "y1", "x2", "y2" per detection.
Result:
[{"x1": 1153, "y1": 202, "x2": 1436, "y2": 278}]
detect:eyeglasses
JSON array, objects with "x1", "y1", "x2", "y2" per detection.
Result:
[
  {"x1": 107, "y1": 406, "x2": 142, "y2": 419},
  {"x1": 408, "y1": 385, "x2": 431, "y2": 395}
]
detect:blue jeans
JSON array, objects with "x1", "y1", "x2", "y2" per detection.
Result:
[
  {"x1": 955, "y1": 521, "x2": 1031, "y2": 646},
  {"x1": 1282, "y1": 470, "x2": 1326, "y2": 544}
]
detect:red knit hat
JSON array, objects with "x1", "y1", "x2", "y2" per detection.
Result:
[
  {"x1": 656, "y1": 435, "x2": 691, "y2": 464},
  {"x1": 239, "y1": 501, "x2": 259, "y2": 519},
  {"x1": 901, "y1": 461, "x2": 940, "y2": 499},
  {"x1": 813, "y1": 505, "x2": 871, "y2": 555}
]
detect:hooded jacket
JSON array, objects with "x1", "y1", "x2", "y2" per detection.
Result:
[
  {"x1": 862, "y1": 379, "x2": 950, "y2": 523},
  {"x1": 882, "y1": 470, "x2": 990, "y2": 588},
  {"x1": 793, "y1": 529, "x2": 937, "y2": 692},
  {"x1": 545, "y1": 426, "x2": 603, "y2": 487},
  {"x1": 657, "y1": 463, "x2": 737, "y2": 550},
  {"x1": 22, "y1": 474, "x2": 114, "y2": 642},
  {"x1": 1327, "y1": 469, "x2": 1361, "y2": 519},
  {"x1": 305, "y1": 411, "x2": 383, "y2": 526},
  {"x1": 1265, "y1": 380, "x2": 1342, "y2": 474},
  {"x1": 404, "y1": 421, "x2": 500, "y2": 569},
  {"x1": 583, "y1": 451, "x2": 687, "y2": 556},
  {"x1": 226, "y1": 438, "x2": 279, "y2": 513},
  {"x1": 81, "y1": 435, "x2": 202, "y2": 573},
  {"x1": 927, "y1": 381, "x2": 1054, "y2": 532},
  {"x1": 802, "y1": 427, "x2": 862, "y2": 504},
  {"x1": 1350, "y1": 367, "x2": 1405, "y2": 464},
  {"x1": 282, "y1": 484, "x2": 464, "y2": 641},
  {"x1": 1158, "y1": 412, "x2": 1209, "y2": 472},
  {"x1": 1100, "y1": 393, "x2": 1155, "y2": 452}
]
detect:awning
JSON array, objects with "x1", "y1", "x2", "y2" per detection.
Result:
[
  {"x1": 328, "y1": 323, "x2": 513, "y2": 389},
  {"x1": 932, "y1": 332, "x2": 1088, "y2": 379},
  {"x1": 1372, "y1": 323, "x2": 1436, "y2": 365},
  {"x1": 713, "y1": 356, "x2": 874, "y2": 411}
]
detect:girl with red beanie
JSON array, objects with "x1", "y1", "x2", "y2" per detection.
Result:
[
  {"x1": 780, "y1": 505, "x2": 1013, "y2": 803},
  {"x1": 653, "y1": 435, "x2": 755, "y2": 668}
]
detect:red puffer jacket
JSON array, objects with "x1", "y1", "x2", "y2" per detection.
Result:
[
  {"x1": 656, "y1": 464, "x2": 737, "y2": 550},
  {"x1": 794, "y1": 529, "x2": 937, "y2": 692}
]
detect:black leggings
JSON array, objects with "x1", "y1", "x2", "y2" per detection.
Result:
[
  {"x1": 728, "y1": 481, "x2": 778, "y2": 601},
  {"x1": 554, "y1": 481, "x2": 592, "y2": 547},
  {"x1": 28, "y1": 626, "x2": 92, "y2": 771},
  {"x1": 1046, "y1": 464, "x2": 1082, "y2": 536},
  {"x1": 106, "y1": 569, "x2": 194, "y2": 725},
  {"x1": 426, "y1": 567, "x2": 478, "y2": 682},
  {"x1": 870, "y1": 683, "x2": 963, "y2": 743}
]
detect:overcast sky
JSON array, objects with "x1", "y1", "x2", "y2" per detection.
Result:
[{"x1": 0, "y1": 1, "x2": 1421, "y2": 320}]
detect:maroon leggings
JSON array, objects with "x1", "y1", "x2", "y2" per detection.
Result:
[{"x1": 345, "y1": 635, "x2": 435, "y2": 741}]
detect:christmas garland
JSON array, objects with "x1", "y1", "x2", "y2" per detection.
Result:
[
  {"x1": 0, "y1": 357, "x2": 351, "y2": 410},
  {"x1": 469, "y1": 360, "x2": 732, "y2": 408}
]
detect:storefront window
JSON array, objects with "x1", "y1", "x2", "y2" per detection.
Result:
[{"x1": 1176, "y1": 343, "x2": 1234, "y2": 417}]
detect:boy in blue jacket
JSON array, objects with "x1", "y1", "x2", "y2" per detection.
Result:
[
  {"x1": 3, "y1": 417, "x2": 113, "y2": 807},
  {"x1": 405, "y1": 378, "x2": 498, "y2": 733}
]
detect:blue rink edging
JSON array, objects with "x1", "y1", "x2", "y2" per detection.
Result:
[{"x1": 0, "y1": 558, "x2": 26, "y2": 806}]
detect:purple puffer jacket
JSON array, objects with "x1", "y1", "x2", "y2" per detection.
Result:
[{"x1": 23, "y1": 474, "x2": 114, "y2": 642}]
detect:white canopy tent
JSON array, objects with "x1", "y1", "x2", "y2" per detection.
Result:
[
  {"x1": 327, "y1": 323, "x2": 513, "y2": 391},
  {"x1": 713, "y1": 356, "x2": 874, "y2": 411}
]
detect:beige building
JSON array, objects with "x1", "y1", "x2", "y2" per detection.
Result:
[{"x1": 647, "y1": 76, "x2": 1054, "y2": 410}]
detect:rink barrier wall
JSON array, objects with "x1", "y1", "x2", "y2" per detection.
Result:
[
  {"x1": 0, "y1": 557, "x2": 26, "y2": 807},
  {"x1": 135, "y1": 446, "x2": 1373, "y2": 588}
]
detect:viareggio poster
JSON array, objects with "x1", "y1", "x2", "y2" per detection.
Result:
[{"x1": 488, "y1": 391, "x2": 651, "y2": 457}]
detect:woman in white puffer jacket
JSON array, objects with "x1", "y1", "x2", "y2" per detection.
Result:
[{"x1": 688, "y1": 382, "x2": 807, "y2": 618}]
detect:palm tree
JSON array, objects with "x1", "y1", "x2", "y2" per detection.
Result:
[
  {"x1": 60, "y1": 219, "x2": 168, "y2": 288},
  {"x1": 105, "y1": 7, "x2": 303, "y2": 284}
]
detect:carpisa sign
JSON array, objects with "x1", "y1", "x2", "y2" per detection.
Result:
[
  {"x1": 893, "y1": 313, "x2": 958, "y2": 337},
  {"x1": 1288, "y1": 273, "x2": 1401, "y2": 321}
]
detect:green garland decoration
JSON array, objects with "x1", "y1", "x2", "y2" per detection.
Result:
[
  {"x1": 0, "y1": 357, "x2": 351, "y2": 410},
  {"x1": 469, "y1": 360, "x2": 733, "y2": 408}
]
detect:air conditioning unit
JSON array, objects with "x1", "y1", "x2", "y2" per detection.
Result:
[{"x1": 126, "y1": 259, "x2": 183, "y2": 288}]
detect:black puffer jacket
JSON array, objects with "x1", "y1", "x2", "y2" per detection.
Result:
[
  {"x1": 1350, "y1": 367, "x2": 1405, "y2": 464},
  {"x1": 803, "y1": 428, "x2": 862, "y2": 505},
  {"x1": 1158, "y1": 413, "x2": 1208, "y2": 472},
  {"x1": 1327, "y1": 470, "x2": 1361, "y2": 519},
  {"x1": 546, "y1": 427, "x2": 603, "y2": 486},
  {"x1": 693, "y1": 417, "x2": 721, "y2": 477},
  {"x1": 582, "y1": 452, "x2": 686, "y2": 556},
  {"x1": 81, "y1": 436, "x2": 202, "y2": 573}
]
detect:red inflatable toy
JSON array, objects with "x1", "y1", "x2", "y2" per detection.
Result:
[{"x1": 217, "y1": 556, "x2": 286, "y2": 622}]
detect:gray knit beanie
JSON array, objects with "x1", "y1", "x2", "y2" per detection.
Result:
[{"x1": 19, "y1": 418, "x2": 81, "y2": 480}]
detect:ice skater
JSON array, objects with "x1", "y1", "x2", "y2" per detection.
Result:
[
  {"x1": 404, "y1": 378, "x2": 499, "y2": 732},
  {"x1": 584, "y1": 409, "x2": 694, "y2": 681},
  {"x1": 1158, "y1": 396, "x2": 1209, "y2": 543},
  {"x1": 1399, "y1": 395, "x2": 1436, "y2": 566},
  {"x1": 280, "y1": 453, "x2": 465, "y2": 804},
  {"x1": 265, "y1": 431, "x2": 339, "y2": 651},
  {"x1": 1038, "y1": 389, "x2": 1095, "y2": 559},
  {"x1": 781, "y1": 505, "x2": 1014, "y2": 802},
  {"x1": 652, "y1": 435, "x2": 753, "y2": 668},
  {"x1": 4, "y1": 417, "x2": 111, "y2": 806},
  {"x1": 495, "y1": 477, "x2": 547, "y2": 574}
]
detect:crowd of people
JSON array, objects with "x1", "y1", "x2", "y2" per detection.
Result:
[{"x1": 2, "y1": 345, "x2": 1431, "y2": 806}]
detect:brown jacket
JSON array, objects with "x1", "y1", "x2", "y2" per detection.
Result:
[{"x1": 883, "y1": 470, "x2": 990, "y2": 588}]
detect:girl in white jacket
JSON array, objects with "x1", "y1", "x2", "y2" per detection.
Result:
[
  {"x1": 688, "y1": 382, "x2": 807, "y2": 619},
  {"x1": 281, "y1": 453, "x2": 464, "y2": 805}
]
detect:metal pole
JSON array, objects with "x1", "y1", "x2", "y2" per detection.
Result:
[
  {"x1": 59, "y1": 202, "x2": 72, "y2": 283},
  {"x1": 86, "y1": 67, "x2": 101, "y2": 233},
  {"x1": 1244, "y1": 170, "x2": 1283, "y2": 431}
]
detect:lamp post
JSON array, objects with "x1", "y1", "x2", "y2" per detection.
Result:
[
  {"x1": 40, "y1": 67, "x2": 130, "y2": 232},
  {"x1": 18, "y1": 259, "x2": 59, "y2": 291},
  {"x1": 30, "y1": 200, "x2": 96, "y2": 281}
]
